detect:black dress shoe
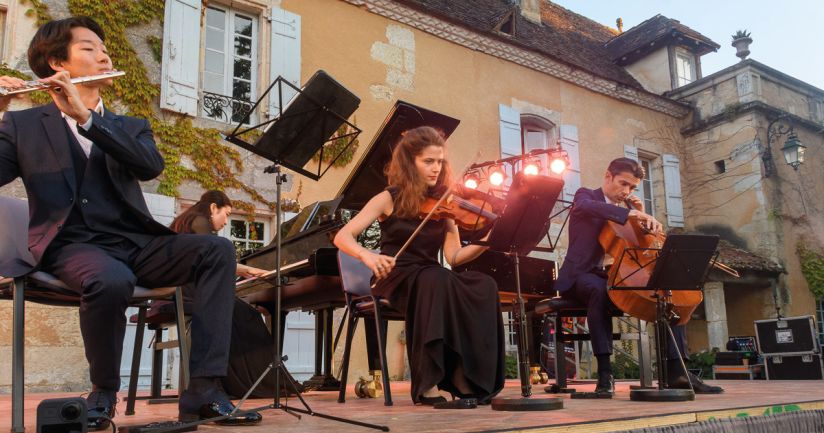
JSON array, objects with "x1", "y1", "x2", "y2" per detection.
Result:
[
  {"x1": 433, "y1": 398, "x2": 477, "y2": 409},
  {"x1": 86, "y1": 390, "x2": 117, "y2": 431},
  {"x1": 594, "y1": 373, "x2": 615, "y2": 395},
  {"x1": 418, "y1": 395, "x2": 447, "y2": 406},
  {"x1": 179, "y1": 387, "x2": 262, "y2": 426},
  {"x1": 669, "y1": 372, "x2": 724, "y2": 394}
]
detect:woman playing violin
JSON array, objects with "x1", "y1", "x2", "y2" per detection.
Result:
[{"x1": 334, "y1": 126, "x2": 505, "y2": 409}]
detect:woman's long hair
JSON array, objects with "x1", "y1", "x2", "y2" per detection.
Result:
[
  {"x1": 384, "y1": 126, "x2": 453, "y2": 218},
  {"x1": 170, "y1": 190, "x2": 232, "y2": 234}
]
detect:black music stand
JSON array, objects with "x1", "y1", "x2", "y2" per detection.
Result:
[
  {"x1": 609, "y1": 234, "x2": 719, "y2": 402},
  {"x1": 220, "y1": 72, "x2": 388, "y2": 431},
  {"x1": 487, "y1": 173, "x2": 565, "y2": 411},
  {"x1": 226, "y1": 70, "x2": 361, "y2": 181}
]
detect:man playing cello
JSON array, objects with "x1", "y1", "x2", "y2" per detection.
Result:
[{"x1": 555, "y1": 157, "x2": 723, "y2": 397}]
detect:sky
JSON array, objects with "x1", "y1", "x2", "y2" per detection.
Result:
[{"x1": 550, "y1": 0, "x2": 824, "y2": 91}]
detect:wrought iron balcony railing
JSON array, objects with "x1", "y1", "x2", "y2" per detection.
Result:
[{"x1": 202, "y1": 91, "x2": 256, "y2": 123}]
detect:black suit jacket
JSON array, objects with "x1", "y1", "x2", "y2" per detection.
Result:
[
  {"x1": 0, "y1": 103, "x2": 174, "y2": 277},
  {"x1": 555, "y1": 187, "x2": 630, "y2": 292}
]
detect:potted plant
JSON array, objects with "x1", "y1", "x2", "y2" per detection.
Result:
[{"x1": 731, "y1": 30, "x2": 752, "y2": 60}]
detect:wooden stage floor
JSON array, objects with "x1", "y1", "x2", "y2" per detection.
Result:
[{"x1": 3, "y1": 379, "x2": 824, "y2": 433}]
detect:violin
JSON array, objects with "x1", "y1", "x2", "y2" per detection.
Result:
[
  {"x1": 372, "y1": 154, "x2": 488, "y2": 285},
  {"x1": 419, "y1": 185, "x2": 500, "y2": 231}
]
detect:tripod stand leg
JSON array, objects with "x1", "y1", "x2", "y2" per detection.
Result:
[
  {"x1": 666, "y1": 325, "x2": 693, "y2": 389},
  {"x1": 629, "y1": 294, "x2": 694, "y2": 402},
  {"x1": 492, "y1": 254, "x2": 563, "y2": 411}
]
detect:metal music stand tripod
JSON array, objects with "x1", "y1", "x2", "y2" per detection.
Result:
[
  {"x1": 222, "y1": 71, "x2": 388, "y2": 431},
  {"x1": 483, "y1": 173, "x2": 566, "y2": 411},
  {"x1": 608, "y1": 234, "x2": 719, "y2": 402}
]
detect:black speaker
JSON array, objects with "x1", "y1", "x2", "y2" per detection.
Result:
[
  {"x1": 766, "y1": 353, "x2": 824, "y2": 380},
  {"x1": 37, "y1": 397, "x2": 87, "y2": 433},
  {"x1": 755, "y1": 315, "x2": 819, "y2": 355}
]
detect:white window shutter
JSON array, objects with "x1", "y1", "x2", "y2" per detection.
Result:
[
  {"x1": 142, "y1": 192, "x2": 176, "y2": 226},
  {"x1": 160, "y1": 0, "x2": 202, "y2": 116},
  {"x1": 499, "y1": 104, "x2": 521, "y2": 157},
  {"x1": 624, "y1": 145, "x2": 643, "y2": 201},
  {"x1": 662, "y1": 154, "x2": 684, "y2": 227},
  {"x1": 560, "y1": 125, "x2": 581, "y2": 202},
  {"x1": 269, "y1": 8, "x2": 301, "y2": 119}
]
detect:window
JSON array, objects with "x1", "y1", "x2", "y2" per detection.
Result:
[
  {"x1": 675, "y1": 52, "x2": 695, "y2": 87},
  {"x1": 202, "y1": 6, "x2": 258, "y2": 123},
  {"x1": 640, "y1": 158, "x2": 655, "y2": 217},
  {"x1": 224, "y1": 217, "x2": 268, "y2": 256},
  {"x1": 503, "y1": 312, "x2": 518, "y2": 352},
  {"x1": 0, "y1": 7, "x2": 6, "y2": 61},
  {"x1": 521, "y1": 115, "x2": 556, "y2": 177}
]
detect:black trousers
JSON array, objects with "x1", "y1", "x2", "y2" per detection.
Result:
[
  {"x1": 561, "y1": 271, "x2": 689, "y2": 359},
  {"x1": 41, "y1": 234, "x2": 237, "y2": 391}
]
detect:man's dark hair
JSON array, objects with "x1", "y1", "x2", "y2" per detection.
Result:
[
  {"x1": 607, "y1": 157, "x2": 645, "y2": 179},
  {"x1": 27, "y1": 16, "x2": 105, "y2": 78}
]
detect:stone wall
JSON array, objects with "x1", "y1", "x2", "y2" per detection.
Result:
[{"x1": 674, "y1": 62, "x2": 824, "y2": 339}]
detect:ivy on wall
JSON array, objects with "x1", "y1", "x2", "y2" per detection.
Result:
[
  {"x1": 22, "y1": 0, "x2": 52, "y2": 26},
  {"x1": 797, "y1": 240, "x2": 824, "y2": 299},
  {"x1": 312, "y1": 120, "x2": 360, "y2": 167},
  {"x1": 11, "y1": 0, "x2": 306, "y2": 215}
]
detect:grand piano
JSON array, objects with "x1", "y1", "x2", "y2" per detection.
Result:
[{"x1": 237, "y1": 100, "x2": 557, "y2": 389}]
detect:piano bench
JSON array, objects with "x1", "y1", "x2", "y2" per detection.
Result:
[
  {"x1": 534, "y1": 296, "x2": 623, "y2": 317},
  {"x1": 239, "y1": 275, "x2": 346, "y2": 392},
  {"x1": 241, "y1": 275, "x2": 345, "y2": 311},
  {"x1": 535, "y1": 296, "x2": 651, "y2": 392}
]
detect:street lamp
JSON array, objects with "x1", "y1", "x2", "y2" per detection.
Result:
[
  {"x1": 780, "y1": 130, "x2": 806, "y2": 170},
  {"x1": 763, "y1": 114, "x2": 805, "y2": 177}
]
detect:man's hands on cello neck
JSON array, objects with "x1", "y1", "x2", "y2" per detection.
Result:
[{"x1": 625, "y1": 194, "x2": 644, "y2": 213}]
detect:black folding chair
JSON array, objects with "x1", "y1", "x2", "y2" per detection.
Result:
[
  {"x1": 336, "y1": 250, "x2": 403, "y2": 406},
  {"x1": 0, "y1": 195, "x2": 185, "y2": 432}
]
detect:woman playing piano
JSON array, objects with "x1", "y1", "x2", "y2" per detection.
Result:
[
  {"x1": 170, "y1": 190, "x2": 291, "y2": 399},
  {"x1": 334, "y1": 126, "x2": 505, "y2": 409}
]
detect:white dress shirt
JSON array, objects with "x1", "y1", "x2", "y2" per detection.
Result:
[{"x1": 62, "y1": 99, "x2": 104, "y2": 157}]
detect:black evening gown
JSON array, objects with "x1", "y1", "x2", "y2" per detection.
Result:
[{"x1": 373, "y1": 194, "x2": 505, "y2": 404}]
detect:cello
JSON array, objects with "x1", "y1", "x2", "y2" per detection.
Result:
[{"x1": 598, "y1": 203, "x2": 738, "y2": 325}]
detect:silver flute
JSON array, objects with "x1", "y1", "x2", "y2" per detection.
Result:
[{"x1": 0, "y1": 70, "x2": 125, "y2": 96}]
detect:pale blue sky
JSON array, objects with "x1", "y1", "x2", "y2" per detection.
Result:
[{"x1": 550, "y1": 0, "x2": 824, "y2": 90}]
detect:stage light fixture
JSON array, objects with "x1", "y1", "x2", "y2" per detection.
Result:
[
  {"x1": 549, "y1": 157, "x2": 567, "y2": 175},
  {"x1": 463, "y1": 172, "x2": 480, "y2": 189},
  {"x1": 489, "y1": 165, "x2": 506, "y2": 186},
  {"x1": 523, "y1": 159, "x2": 541, "y2": 176}
]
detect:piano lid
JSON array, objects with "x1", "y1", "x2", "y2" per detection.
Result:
[{"x1": 337, "y1": 100, "x2": 460, "y2": 211}]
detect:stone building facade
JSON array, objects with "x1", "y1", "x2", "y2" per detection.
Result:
[{"x1": 1, "y1": 0, "x2": 821, "y2": 393}]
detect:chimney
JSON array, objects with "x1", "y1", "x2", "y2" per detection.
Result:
[
  {"x1": 520, "y1": 0, "x2": 541, "y2": 25},
  {"x1": 616, "y1": 17, "x2": 623, "y2": 33}
]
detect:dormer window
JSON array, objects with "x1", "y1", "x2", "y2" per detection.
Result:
[
  {"x1": 496, "y1": 11, "x2": 515, "y2": 36},
  {"x1": 675, "y1": 51, "x2": 696, "y2": 87}
]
